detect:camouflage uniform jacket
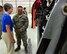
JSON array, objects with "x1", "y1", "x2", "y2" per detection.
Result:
[{"x1": 13, "y1": 14, "x2": 29, "y2": 33}]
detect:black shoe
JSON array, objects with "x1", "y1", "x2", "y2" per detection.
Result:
[
  {"x1": 25, "y1": 47, "x2": 28, "y2": 54},
  {"x1": 25, "y1": 49, "x2": 28, "y2": 54},
  {"x1": 15, "y1": 46, "x2": 21, "y2": 52},
  {"x1": 0, "y1": 37, "x2": 2, "y2": 39}
]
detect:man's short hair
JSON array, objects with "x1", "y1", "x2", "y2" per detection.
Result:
[
  {"x1": 4, "y1": 3, "x2": 13, "y2": 11},
  {"x1": 18, "y1": 6, "x2": 23, "y2": 8}
]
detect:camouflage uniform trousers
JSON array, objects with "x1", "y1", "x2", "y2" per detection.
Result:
[{"x1": 16, "y1": 31, "x2": 28, "y2": 48}]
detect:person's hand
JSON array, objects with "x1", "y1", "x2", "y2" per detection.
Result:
[
  {"x1": 11, "y1": 39, "x2": 15, "y2": 43},
  {"x1": 15, "y1": 29, "x2": 20, "y2": 32}
]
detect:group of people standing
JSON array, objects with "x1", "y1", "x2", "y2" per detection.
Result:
[{"x1": 0, "y1": 3, "x2": 28, "y2": 54}]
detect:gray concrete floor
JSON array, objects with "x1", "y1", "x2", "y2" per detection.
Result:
[{"x1": 0, "y1": 13, "x2": 37, "y2": 54}]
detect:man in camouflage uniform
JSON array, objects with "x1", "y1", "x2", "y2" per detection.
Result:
[
  {"x1": 0, "y1": 6, "x2": 3, "y2": 39},
  {"x1": 13, "y1": 6, "x2": 29, "y2": 54}
]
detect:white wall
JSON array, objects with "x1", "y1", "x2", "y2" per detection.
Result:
[{"x1": 0, "y1": 0, "x2": 36, "y2": 13}]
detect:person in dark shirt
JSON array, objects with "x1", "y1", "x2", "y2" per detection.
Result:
[{"x1": 23, "y1": 7, "x2": 27, "y2": 16}]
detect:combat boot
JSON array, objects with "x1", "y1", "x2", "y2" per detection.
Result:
[
  {"x1": 25, "y1": 46, "x2": 28, "y2": 54},
  {"x1": 0, "y1": 36, "x2": 2, "y2": 39},
  {"x1": 0, "y1": 37, "x2": 2, "y2": 39},
  {"x1": 15, "y1": 45, "x2": 21, "y2": 52}
]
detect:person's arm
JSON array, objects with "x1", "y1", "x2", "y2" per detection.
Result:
[
  {"x1": 24, "y1": 16, "x2": 29, "y2": 29},
  {"x1": 13, "y1": 15, "x2": 20, "y2": 33},
  {"x1": 13, "y1": 16, "x2": 16, "y2": 29},
  {"x1": 20, "y1": 16, "x2": 29, "y2": 31},
  {"x1": 6, "y1": 25, "x2": 15, "y2": 43}
]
